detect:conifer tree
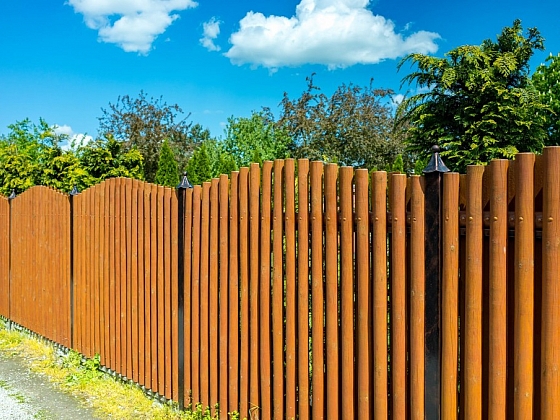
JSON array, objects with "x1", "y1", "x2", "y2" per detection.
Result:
[{"x1": 154, "y1": 139, "x2": 179, "y2": 187}]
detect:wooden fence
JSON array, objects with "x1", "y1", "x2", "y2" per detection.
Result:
[{"x1": 0, "y1": 147, "x2": 559, "y2": 419}]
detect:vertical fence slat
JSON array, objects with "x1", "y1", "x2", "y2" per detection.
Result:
[
  {"x1": 209, "y1": 178, "x2": 219, "y2": 410},
  {"x1": 513, "y1": 153, "x2": 535, "y2": 419},
  {"x1": 228, "y1": 173, "x2": 239, "y2": 413},
  {"x1": 126, "y1": 181, "x2": 134, "y2": 383},
  {"x1": 372, "y1": 171, "x2": 388, "y2": 418},
  {"x1": 464, "y1": 165, "x2": 485, "y2": 418},
  {"x1": 183, "y1": 188, "x2": 193, "y2": 404},
  {"x1": 150, "y1": 183, "x2": 159, "y2": 392},
  {"x1": 238, "y1": 168, "x2": 250, "y2": 418},
  {"x1": 272, "y1": 160, "x2": 285, "y2": 420},
  {"x1": 137, "y1": 182, "x2": 145, "y2": 386},
  {"x1": 355, "y1": 168, "x2": 370, "y2": 418},
  {"x1": 285, "y1": 159, "x2": 297, "y2": 419},
  {"x1": 325, "y1": 164, "x2": 340, "y2": 420},
  {"x1": 143, "y1": 184, "x2": 152, "y2": 388},
  {"x1": 260, "y1": 162, "x2": 273, "y2": 420},
  {"x1": 131, "y1": 181, "x2": 139, "y2": 384},
  {"x1": 311, "y1": 161, "x2": 324, "y2": 420},
  {"x1": 109, "y1": 181, "x2": 117, "y2": 372},
  {"x1": 489, "y1": 160, "x2": 509, "y2": 419},
  {"x1": 409, "y1": 175, "x2": 425, "y2": 420},
  {"x1": 191, "y1": 185, "x2": 202, "y2": 402},
  {"x1": 390, "y1": 173, "x2": 407, "y2": 419},
  {"x1": 218, "y1": 175, "x2": 229, "y2": 418},
  {"x1": 442, "y1": 172, "x2": 460, "y2": 419},
  {"x1": 340, "y1": 165, "x2": 354, "y2": 419},
  {"x1": 249, "y1": 164, "x2": 261, "y2": 416},
  {"x1": 541, "y1": 146, "x2": 560, "y2": 419},
  {"x1": 164, "y1": 187, "x2": 172, "y2": 399},
  {"x1": 200, "y1": 182, "x2": 211, "y2": 406},
  {"x1": 297, "y1": 159, "x2": 310, "y2": 420}
]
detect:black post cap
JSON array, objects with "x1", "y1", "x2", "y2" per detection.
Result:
[
  {"x1": 70, "y1": 185, "x2": 80, "y2": 196},
  {"x1": 177, "y1": 172, "x2": 193, "y2": 189},
  {"x1": 8, "y1": 190, "x2": 16, "y2": 200},
  {"x1": 423, "y1": 145, "x2": 450, "y2": 174}
]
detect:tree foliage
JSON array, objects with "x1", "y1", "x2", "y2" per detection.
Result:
[
  {"x1": 0, "y1": 119, "x2": 143, "y2": 196},
  {"x1": 276, "y1": 75, "x2": 406, "y2": 170},
  {"x1": 533, "y1": 53, "x2": 560, "y2": 146},
  {"x1": 223, "y1": 111, "x2": 292, "y2": 168},
  {"x1": 187, "y1": 142, "x2": 213, "y2": 185},
  {"x1": 98, "y1": 91, "x2": 194, "y2": 183},
  {"x1": 155, "y1": 139, "x2": 180, "y2": 187},
  {"x1": 398, "y1": 19, "x2": 548, "y2": 172}
]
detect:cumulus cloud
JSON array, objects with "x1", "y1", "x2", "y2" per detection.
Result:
[
  {"x1": 53, "y1": 125, "x2": 93, "y2": 150},
  {"x1": 68, "y1": 0, "x2": 198, "y2": 54},
  {"x1": 225, "y1": 0, "x2": 440, "y2": 70},
  {"x1": 200, "y1": 17, "x2": 222, "y2": 51}
]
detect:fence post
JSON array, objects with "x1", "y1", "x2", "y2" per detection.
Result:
[
  {"x1": 177, "y1": 172, "x2": 193, "y2": 410},
  {"x1": 7, "y1": 190, "x2": 16, "y2": 331},
  {"x1": 423, "y1": 146, "x2": 449, "y2": 419},
  {"x1": 69, "y1": 186, "x2": 79, "y2": 349}
]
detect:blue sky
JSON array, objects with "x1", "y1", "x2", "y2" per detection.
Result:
[{"x1": 1, "y1": 0, "x2": 559, "y2": 143}]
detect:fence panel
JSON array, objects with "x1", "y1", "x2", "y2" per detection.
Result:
[
  {"x1": 9, "y1": 187, "x2": 71, "y2": 346},
  {"x1": 4, "y1": 148, "x2": 560, "y2": 418}
]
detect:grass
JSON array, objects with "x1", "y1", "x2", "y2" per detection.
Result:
[{"x1": 0, "y1": 321, "x2": 233, "y2": 420}]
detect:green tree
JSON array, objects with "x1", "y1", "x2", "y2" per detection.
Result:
[
  {"x1": 155, "y1": 139, "x2": 179, "y2": 187},
  {"x1": 276, "y1": 76, "x2": 406, "y2": 170},
  {"x1": 98, "y1": 91, "x2": 193, "y2": 183},
  {"x1": 398, "y1": 19, "x2": 548, "y2": 172},
  {"x1": 533, "y1": 53, "x2": 560, "y2": 146},
  {"x1": 75, "y1": 134, "x2": 144, "y2": 184},
  {"x1": 187, "y1": 142, "x2": 212, "y2": 185},
  {"x1": 223, "y1": 111, "x2": 292, "y2": 168}
]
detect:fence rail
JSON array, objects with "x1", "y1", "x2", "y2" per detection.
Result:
[{"x1": 1, "y1": 147, "x2": 559, "y2": 419}]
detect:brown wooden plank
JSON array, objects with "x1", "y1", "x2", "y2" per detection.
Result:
[
  {"x1": 249, "y1": 164, "x2": 261, "y2": 415},
  {"x1": 101, "y1": 183, "x2": 109, "y2": 366},
  {"x1": 125, "y1": 179, "x2": 133, "y2": 381},
  {"x1": 390, "y1": 174, "x2": 407, "y2": 419},
  {"x1": 372, "y1": 171, "x2": 388, "y2": 419},
  {"x1": 326, "y1": 164, "x2": 341, "y2": 419},
  {"x1": 355, "y1": 168, "x2": 370, "y2": 418},
  {"x1": 340, "y1": 165, "x2": 354, "y2": 419},
  {"x1": 238, "y1": 168, "x2": 250, "y2": 418},
  {"x1": 150, "y1": 183, "x2": 159, "y2": 392},
  {"x1": 218, "y1": 175, "x2": 229, "y2": 418},
  {"x1": 130, "y1": 181, "x2": 138, "y2": 383},
  {"x1": 310, "y1": 161, "x2": 324, "y2": 420},
  {"x1": 171, "y1": 186, "x2": 179, "y2": 401},
  {"x1": 183, "y1": 188, "x2": 193, "y2": 402},
  {"x1": 541, "y1": 146, "x2": 560, "y2": 418},
  {"x1": 136, "y1": 182, "x2": 146, "y2": 386},
  {"x1": 191, "y1": 185, "x2": 202, "y2": 401},
  {"x1": 108, "y1": 181, "x2": 117, "y2": 371},
  {"x1": 94, "y1": 185, "x2": 102, "y2": 360},
  {"x1": 513, "y1": 153, "x2": 535, "y2": 419},
  {"x1": 156, "y1": 185, "x2": 165, "y2": 394},
  {"x1": 114, "y1": 180, "x2": 123, "y2": 372},
  {"x1": 409, "y1": 175, "x2": 425, "y2": 420},
  {"x1": 488, "y1": 160, "x2": 509, "y2": 419},
  {"x1": 200, "y1": 182, "x2": 211, "y2": 406},
  {"x1": 228, "y1": 173, "x2": 239, "y2": 412},
  {"x1": 285, "y1": 159, "x2": 297, "y2": 419},
  {"x1": 297, "y1": 159, "x2": 310, "y2": 420},
  {"x1": 143, "y1": 183, "x2": 152, "y2": 388},
  {"x1": 164, "y1": 187, "x2": 172, "y2": 399},
  {"x1": 260, "y1": 162, "x2": 273, "y2": 420},
  {"x1": 442, "y1": 173, "x2": 460, "y2": 419},
  {"x1": 463, "y1": 165, "x2": 485, "y2": 418},
  {"x1": 272, "y1": 160, "x2": 285, "y2": 420},
  {"x1": 209, "y1": 178, "x2": 219, "y2": 410}
]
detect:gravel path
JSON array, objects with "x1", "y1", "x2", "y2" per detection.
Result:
[{"x1": 0, "y1": 355, "x2": 98, "y2": 419}]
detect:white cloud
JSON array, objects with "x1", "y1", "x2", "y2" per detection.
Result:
[
  {"x1": 225, "y1": 0, "x2": 440, "y2": 70},
  {"x1": 53, "y1": 125, "x2": 93, "y2": 150},
  {"x1": 200, "y1": 17, "x2": 222, "y2": 51},
  {"x1": 68, "y1": 0, "x2": 198, "y2": 54}
]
